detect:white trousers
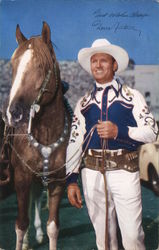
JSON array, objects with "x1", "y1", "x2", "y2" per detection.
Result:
[{"x1": 81, "y1": 168, "x2": 145, "y2": 250}]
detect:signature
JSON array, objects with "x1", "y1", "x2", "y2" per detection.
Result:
[
  {"x1": 92, "y1": 20, "x2": 142, "y2": 37},
  {"x1": 93, "y1": 9, "x2": 149, "y2": 19},
  {"x1": 91, "y1": 9, "x2": 150, "y2": 37}
]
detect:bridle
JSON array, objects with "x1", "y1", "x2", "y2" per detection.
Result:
[
  {"x1": 27, "y1": 63, "x2": 59, "y2": 134},
  {"x1": 26, "y1": 62, "x2": 69, "y2": 186},
  {"x1": 32, "y1": 63, "x2": 59, "y2": 106}
]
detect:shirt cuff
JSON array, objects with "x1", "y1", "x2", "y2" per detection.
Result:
[{"x1": 66, "y1": 173, "x2": 79, "y2": 186}]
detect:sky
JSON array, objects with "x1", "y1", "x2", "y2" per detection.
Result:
[{"x1": 0, "y1": 0, "x2": 159, "y2": 64}]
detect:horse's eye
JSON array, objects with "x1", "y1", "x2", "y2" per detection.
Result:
[{"x1": 35, "y1": 62, "x2": 42, "y2": 69}]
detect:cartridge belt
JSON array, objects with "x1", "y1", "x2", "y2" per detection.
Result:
[{"x1": 83, "y1": 149, "x2": 139, "y2": 173}]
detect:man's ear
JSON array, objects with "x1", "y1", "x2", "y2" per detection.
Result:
[{"x1": 113, "y1": 61, "x2": 118, "y2": 72}]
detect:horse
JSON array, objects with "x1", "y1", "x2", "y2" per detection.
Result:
[{"x1": 3, "y1": 21, "x2": 71, "y2": 250}]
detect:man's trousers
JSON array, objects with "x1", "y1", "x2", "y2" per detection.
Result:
[{"x1": 81, "y1": 168, "x2": 145, "y2": 250}]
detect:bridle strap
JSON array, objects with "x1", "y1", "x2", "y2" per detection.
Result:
[{"x1": 33, "y1": 63, "x2": 59, "y2": 106}]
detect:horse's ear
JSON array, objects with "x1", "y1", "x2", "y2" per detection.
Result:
[
  {"x1": 16, "y1": 24, "x2": 27, "y2": 45},
  {"x1": 41, "y1": 21, "x2": 51, "y2": 45}
]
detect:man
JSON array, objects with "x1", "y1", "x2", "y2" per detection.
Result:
[{"x1": 66, "y1": 39, "x2": 158, "y2": 250}]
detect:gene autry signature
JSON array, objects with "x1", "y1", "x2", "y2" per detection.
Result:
[
  {"x1": 93, "y1": 9, "x2": 149, "y2": 19},
  {"x1": 92, "y1": 21, "x2": 142, "y2": 37}
]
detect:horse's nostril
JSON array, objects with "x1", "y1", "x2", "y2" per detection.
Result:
[
  {"x1": 12, "y1": 109, "x2": 20, "y2": 119},
  {"x1": 10, "y1": 105, "x2": 23, "y2": 122}
]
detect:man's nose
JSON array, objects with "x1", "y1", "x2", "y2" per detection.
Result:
[{"x1": 96, "y1": 60, "x2": 101, "y2": 67}]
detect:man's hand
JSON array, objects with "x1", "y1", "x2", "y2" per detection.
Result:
[
  {"x1": 67, "y1": 183, "x2": 83, "y2": 209},
  {"x1": 97, "y1": 120, "x2": 118, "y2": 139}
]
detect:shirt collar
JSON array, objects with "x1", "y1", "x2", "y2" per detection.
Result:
[{"x1": 95, "y1": 78, "x2": 119, "y2": 92}]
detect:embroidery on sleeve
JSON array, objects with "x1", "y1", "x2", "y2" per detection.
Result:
[
  {"x1": 139, "y1": 106, "x2": 157, "y2": 135},
  {"x1": 70, "y1": 115, "x2": 80, "y2": 143}
]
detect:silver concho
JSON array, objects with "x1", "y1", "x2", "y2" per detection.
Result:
[
  {"x1": 41, "y1": 147, "x2": 52, "y2": 158},
  {"x1": 34, "y1": 142, "x2": 39, "y2": 147}
]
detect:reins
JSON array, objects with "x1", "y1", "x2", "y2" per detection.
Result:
[
  {"x1": 101, "y1": 139, "x2": 109, "y2": 250},
  {"x1": 7, "y1": 124, "x2": 98, "y2": 183}
]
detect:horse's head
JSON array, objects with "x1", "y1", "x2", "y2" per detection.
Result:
[{"x1": 5, "y1": 22, "x2": 60, "y2": 127}]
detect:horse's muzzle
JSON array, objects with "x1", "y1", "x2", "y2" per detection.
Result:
[
  {"x1": 6, "y1": 103, "x2": 24, "y2": 127},
  {"x1": 10, "y1": 105, "x2": 23, "y2": 121}
]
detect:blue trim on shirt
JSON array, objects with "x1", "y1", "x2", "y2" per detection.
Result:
[
  {"x1": 81, "y1": 93, "x2": 144, "y2": 151},
  {"x1": 66, "y1": 173, "x2": 79, "y2": 186}
]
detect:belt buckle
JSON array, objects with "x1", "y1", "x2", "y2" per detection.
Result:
[{"x1": 105, "y1": 160, "x2": 117, "y2": 169}]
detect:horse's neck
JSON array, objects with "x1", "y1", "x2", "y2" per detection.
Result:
[{"x1": 32, "y1": 92, "x2": 65, "y2": 145}]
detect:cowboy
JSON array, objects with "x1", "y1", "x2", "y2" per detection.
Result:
[{"x1": 66, "y1": 39, "x2": 158, "y2": 250}]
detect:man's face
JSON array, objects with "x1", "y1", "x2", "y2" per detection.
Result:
[{"x1": 90, "y1": 53, "x2": 117, "y2": 84}]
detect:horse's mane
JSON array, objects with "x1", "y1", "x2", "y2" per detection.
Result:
[{"x1": 12, "y1": 36, "x2": 57, "y2": 78}]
